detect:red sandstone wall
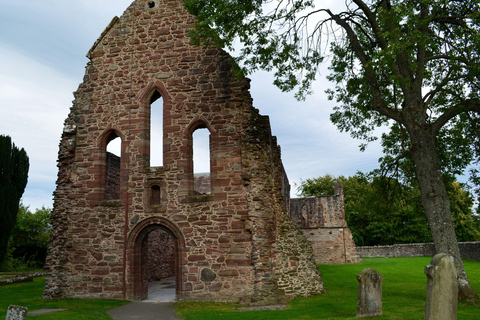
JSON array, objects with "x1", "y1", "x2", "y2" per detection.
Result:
[
  {"x1": 146, "y1": 229, "x2": 176, "y2": 281},
  {"x1": 105, "y1": 152, "x2": 120, "y2": 200},
  {"x1": 289, "y1": 183, "x2": 361, "y2": 265},
  {"x1": 194, "y1": 173, "x2": 211, "y2": 194},
  {"x1": 303, "y1": 227, "x2": 360, "y2": 264},
  {"x1": 43, "y1": 0, "x2": 324, "y2": 304},
  {"x1": 239, "y1": 115, "x2": 324, "y2": 304}
]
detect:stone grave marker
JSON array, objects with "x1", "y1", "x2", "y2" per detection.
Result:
[
  {"x1": 6, "y1": 305, "x2": 27, "y2": 320},
  {"x1": 425, "y1": 253, "x2": 458, "y2": 320},
  {"x1": 356, "y1": 268, "x2": 383, "y2": 318}
]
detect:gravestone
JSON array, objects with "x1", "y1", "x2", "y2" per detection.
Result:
[
  {"x1": 425, "y1": 253, "x2": 458, "y2": 320},
  {"x1": 6, "y1": 305, "x2": 27, "y2": 320},
  {"x1": 356, "y1": 268, "x2": 383, "y2": 318}
]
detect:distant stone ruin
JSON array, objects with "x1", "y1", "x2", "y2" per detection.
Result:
[
  {"x1": 289, "y1": 182, "x2": 361, "y2": 264},
  {"x1": 43, "y1": 0, "x2": 330, "y2": 305}
]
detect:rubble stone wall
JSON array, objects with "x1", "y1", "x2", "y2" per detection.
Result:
[
  {"x1": 105, "y1": 152, "x2": 120, "y2": 200},
  {"x1": 194, "y1": 173, "x2": 211, "y2": 195},
  {"x1": 289, "y1": 183, "x2": 361, "y2": 265},
  {"x1": 240, "y1": 115, "x2": 324, "y2": 304},
  {"x1": 43, "y1": 0, "x2": 323, "y2": 305},
  {"x1": 358, "y1": 242, "x2": 480, "y2": 261},
  {"x1": 146, "y1": 229, "x2": 176, "y2": 281}
]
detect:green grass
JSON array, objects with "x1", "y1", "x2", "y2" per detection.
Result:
[
  {"x1": 0, "y1": 277, "x2": 128, "y2": 319},
  {"x1": 175, "y1": 257, "x2": 480, "y2": 320},
  {"x1": 0, "y1": 258, "x2": 478, "y2": 319}
]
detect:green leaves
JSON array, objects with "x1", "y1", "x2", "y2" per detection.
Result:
[
  {"x1": 0, "y1": 135, "x2": 29, "y2": 265},
  {"x1": 297, "y1": 172, "x2": 479, "y2": 246},
  {"x1": 448, "y1": 182, "x2": 480, "y2": 241},
  {"x1": 187, "y1": 0, "x2": 480, "y2": 298},
  {"x1": 5, "y1": 204, "x2": 52, "y2": 270},
  {"x1": 185, "y1": 0, "x2": 325, "y2": 98},
  {"x1": 187, "y1": 0, "x2": 480, "y2": 173}
]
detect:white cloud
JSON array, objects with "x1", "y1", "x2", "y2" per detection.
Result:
[
  {"x1": 248, "y1": 70, "x2": 384, "y2": 196},
  {"x1": 0, "y1": 46, "x2": 75, "y2": 210},
  {"x1": 0, "y1": 0, "x2": 385, "y2": 209}
]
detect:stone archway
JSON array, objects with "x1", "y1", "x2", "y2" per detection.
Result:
[{"x1": 126, "y1": 217, "x2": 185, "y2": 301}]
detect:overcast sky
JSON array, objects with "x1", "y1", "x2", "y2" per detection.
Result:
[{"x1": 0, "y1": 0, "x2": 385, "y2": 210}]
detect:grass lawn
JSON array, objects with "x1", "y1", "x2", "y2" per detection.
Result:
[
  {"x1": 0, "y1": 277, "x2": 127, "y2": 319},
  {"x1": 0, "y1": 257, "x2": 478, "y2": 319},
  {"x1": 175, "y1": 257, "x2": 480, "y2": 320}
]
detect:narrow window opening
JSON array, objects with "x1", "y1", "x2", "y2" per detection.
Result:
[
  {"x1": 150, "y1": 91, "x2": 163, "y2": 167},
  {"x1": 106, "y1": 135, "x2": 121, "y2": 200},
  {"x1": 148, "y1": 1, "x2": 156, "y2": 9},
  {"x1": 193, "y1": 127, "x2": 211, "y2": 194},
  {"x1": 150, "y1": 185, "x2": 161, "y2": 206}
]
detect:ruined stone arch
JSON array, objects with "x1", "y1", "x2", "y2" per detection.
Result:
[
  {"x1": 184, "y1": 115, "x2": 217, "y2": 137},
  {"x1": 99, "y1": 125, "x2": 125, "y2": 148},
  {"x1": 139, "y1": 82, "x2": 172, "y2": 110},
  {"x1": 126, "y1": 216, "x2": 186, "y2": 300}
]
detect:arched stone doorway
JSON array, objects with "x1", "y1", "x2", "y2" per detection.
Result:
[{"x1": 127, "y1": 217, "x2": 185, "y2": 301}]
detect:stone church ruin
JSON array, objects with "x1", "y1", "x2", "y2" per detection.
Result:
[{"x1": 43, "y1": 0, "x2": 358, "y2": 305}]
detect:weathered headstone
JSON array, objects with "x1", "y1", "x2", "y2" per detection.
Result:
[
  {"x1": 356, "y1": 268, "x2": 383, "y2": 318},
  {"x1": 6, "y1": 305, "x2": 27, "y2": 320},
  {"x1": 425, "y1": 253, "x2": 458, "y2": 320}
]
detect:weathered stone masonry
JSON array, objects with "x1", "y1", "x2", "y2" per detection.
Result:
[
  {"x1": 289, "y1": 183, "x2": 361, "y2": 265},
  {"x1": 147, "y1": 229, "x2": 176, "y2": 281},
  {"x1": 358, "y1": 242, "x2": 480, "y2": 261},
  {"x1": 43, "y1": 0, "x2": 324, "y2": 305}
]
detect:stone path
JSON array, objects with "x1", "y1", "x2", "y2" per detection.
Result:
[
  {"x1": 107, "y1": 278, "x2": 180, "y2": 320},
  {"x1": 28, "y1": 309, "x2": 68, "y2": 316},
  {"x1": 107, "y1": 301, "x2": 179, "y2": 320}
]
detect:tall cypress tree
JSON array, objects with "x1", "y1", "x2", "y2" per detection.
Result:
[{"x1": 0, "y1": 135, "x2": 29, "y2": 264}]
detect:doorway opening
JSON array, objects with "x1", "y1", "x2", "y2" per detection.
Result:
[
  {"x1": 143, "y1": 228, "x2": 176, "y2": 302},
  {"x1": 128, "y1": 219, "x2": 184, "y2": 301}
]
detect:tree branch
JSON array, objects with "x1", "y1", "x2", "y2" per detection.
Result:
[
  {"x1": 352, "y1": 0, "x2": 388, "y2": 49},
  {"x1": 433, "y1": 101, "x2": 480, "y2": 134},
  {"x1": 327, "y1": 9, "x2": 403, "y2": 124}
]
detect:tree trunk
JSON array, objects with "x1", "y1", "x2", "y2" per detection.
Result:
[{"x1": 409, "y1": 124, "x2": 478, "y2": 302}]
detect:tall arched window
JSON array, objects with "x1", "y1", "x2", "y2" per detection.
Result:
[
  {"x1": 105, "y1": 134, "x2": 121, "y2": 200},
  {"x1": 150, "y1": 90, "x2": 163, "y2": 167},
  {"x1": 193, "y1": 127, "x2": 211, "y2": 194}
]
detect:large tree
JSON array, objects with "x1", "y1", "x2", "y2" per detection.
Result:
[
  {"x1": 185, "y1": 0, "x2": 480, "y2": 300},
  {"x1": 0, "y1": 135, "x2": 29, "y2": 264}
]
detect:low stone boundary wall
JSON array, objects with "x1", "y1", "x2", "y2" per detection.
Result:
[
  {"x1": 357, "y1": 242, "x2": 480, "y2": 261},
  {"x1": 0, "y1": 272, "x2": 46, "y2": 286}
]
